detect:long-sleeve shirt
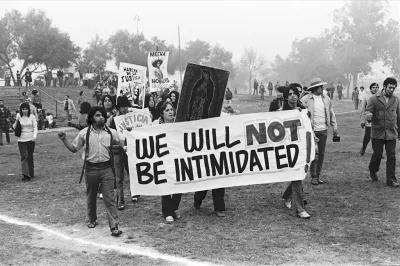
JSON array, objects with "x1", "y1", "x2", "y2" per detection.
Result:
[{"x1": 14, "y1": 114, "x2": 37, "y2": 142}]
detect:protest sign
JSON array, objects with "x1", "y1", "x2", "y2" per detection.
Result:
[
  {"x1": 116, "y1": 62, "x2": 147, "y2": 105},
  {"x1": 127, "y1": 109, "x2": 315, "y2": 196},
  {"x1": 113, "y1": 109, "x2": 152, "y2": 140},
  {"x1": 148, "y1": 51, "x2": 170, "y2": 93},
  {"x1": 175, "y1": 63, "x2": 230, "y2": 122}
]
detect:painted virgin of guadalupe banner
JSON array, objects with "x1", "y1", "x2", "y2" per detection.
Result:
[
  {"x1": 175, "y1": 63, "x2": 230, "y2": 122},
  {"x1": 116, "y1": 62, "x2": 147, "y2": 105},
  {"x1": 112, "y1": 108, "x2": 152, "y2": 140},
  {"x1": 148, "y1": 51, "x2": 170, "y2": 92},
  {"x1": 126, "y1": 109, "x2": 315, "y2": 196}
]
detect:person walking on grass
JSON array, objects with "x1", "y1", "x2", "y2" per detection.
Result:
[
  {"x1": 280, "y1": 84, "x2": 311, "y2": 219},
  {"x1": 365, "y1": 77, "x2": 400, "y2": 188},
  {"x1": 58, "y1": 95, "x2": 76, "y2": 126},
  {"x1": 301, "y1": 78, "x2": 338, "y2": 186},
  {"x1": 153, "y1": 102, "x2": 183, "y2": 223},
  {"x1": 14, "y1": 102, "x2": 37, "y2": 181},
  {"x1": 259, "y1": 82, "x2": 266, "y2": 100},
  {"x1": 58, "y1": 106, "x2": 123, "y2": 236},
  {"x1": 359, "y1": 83, "x2": 379, "y2": 156},
  {"x1": 0, "y1": 100, "x2": 11, "y2": 145},
  {"x1": 352, "y1": 87, "x2": 359, "y2": 109}
]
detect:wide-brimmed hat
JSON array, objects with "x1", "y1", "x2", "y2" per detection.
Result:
[
  {"x1": 116, "y1": 96, "x2": 131, "y2": 108},
  {"x1": 152, "y1": 59, "x2": 163, "y2": 68},
  {"x1": 276, "y1": 86, "x2": 286, "y2": 93},
  {"x1": 308, "y1": 78, "x2": 327, "y2": 91}
]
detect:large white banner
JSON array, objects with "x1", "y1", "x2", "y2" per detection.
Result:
[
  {"x1": 116, "y1": 62, "x2": 147, "y2": 103},
  {"x1": 113, "y1": 109, "x2": 152, "y2": 140},
  {"x1": 127, "y1": 110, "x2": 315, "y2": 196},
  {"x1": 148, "y1": 51, "x2": 170, "y2": 92}
]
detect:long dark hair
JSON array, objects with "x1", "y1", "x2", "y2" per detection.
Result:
[
  {"x1": 86, "y1": 106, "x2": 107, "y2": 125},
  {"x1": 159, "y1": 101, "x2": 174, "y2": 123},
  {"x1": 169, "y1": 91, "x2": 180, "y2": 109},
  {"x1": 80, "y1": 101, "x2": 91, "y2": 114},
  {"x1": 19, "y1": 102, "x2": 31, "y2": 117},
  {"x1": 101, "y1": 95, "x2": 115, "y2": 110}
]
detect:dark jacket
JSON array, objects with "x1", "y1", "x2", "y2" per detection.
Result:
[
  {"x1": 269, "y1": 98, "x2": 283, "y2": 112},
  {"x1": 365, "y1": 90, "x2": 400, "y2": 140}
]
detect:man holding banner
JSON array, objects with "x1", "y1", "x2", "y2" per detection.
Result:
[{"x1": 112, "y1": 96, "x2": 153, "y2": 206}]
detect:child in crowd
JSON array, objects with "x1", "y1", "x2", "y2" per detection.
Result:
[{"x1": 45, "y1": 112, "x2": 56, "y2": 129}]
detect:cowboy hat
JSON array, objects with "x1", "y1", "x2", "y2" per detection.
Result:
[
  {"x1": 152, "y1": 59, "x2": 163, "y2": 68},
  {"x1": 116, "y1": 96, "x2": 131, "y2": 108},
  {"x1": 276, "y1": 86, "x2": 286, "y2": 93},
  {"x1": 308, "y1": 78, "x2": 327, "y2": 91}
]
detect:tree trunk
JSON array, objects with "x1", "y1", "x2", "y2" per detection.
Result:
[{"x1": 249, "y1": 74, "x2": 252, "y2": 95}]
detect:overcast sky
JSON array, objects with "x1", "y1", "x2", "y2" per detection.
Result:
[{"x1": 1, "y1": 1, "x2": 399, "y2": 63}]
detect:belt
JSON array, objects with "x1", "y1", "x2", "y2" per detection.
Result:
[{"x1": 86, "y1": 160, "x2": 111, "y2": 169}]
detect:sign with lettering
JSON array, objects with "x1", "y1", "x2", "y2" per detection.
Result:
[
  {"x1": 175, "y1": 63, "x2": 230, "y2": 122},
  {"x1": 127, "y1": 110, "x2": 315, "y2": 196},
  {"x1": 113, "y1": 109, "x2": 152, "y2": 140},
  {"x1": 116, "y1": 62, "x2": 147, "y2": 105},
  {"x1": 148, "y1": 51, "x2": 170, "y2": 93}
]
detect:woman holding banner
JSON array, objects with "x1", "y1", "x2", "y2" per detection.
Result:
[
  {"x1": 153, "y1": 101, "x2": 182, "y2": 222},
  {"x1": 169, "y1": 91, "x2": 180, "y2": 110},
  {"x1": 280, "y1": 84, "x2": 311, "y2": 219}
]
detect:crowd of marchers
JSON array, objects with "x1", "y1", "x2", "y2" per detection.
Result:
[{"x1": 1, "y1": 76, "x2": 399, "y2": 237}]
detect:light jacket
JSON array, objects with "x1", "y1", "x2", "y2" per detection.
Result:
[
  {"x1": 301, "y1": 92, "x2": 337, "y2": 130},
  {"x1": 360, "y1": 93, "x2": 372, "y2": 127},
  {"x1": 365, "y1": 90, "x2": 400, "y2": 140}
]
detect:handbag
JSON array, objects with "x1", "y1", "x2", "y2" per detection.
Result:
[{"x1": 14, "y1": 120, "x2": 22, "y2": 137}]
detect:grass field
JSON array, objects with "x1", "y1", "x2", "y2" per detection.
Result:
[{"x1": 1, "y1": 91, "x2": 400, "y2": 265}]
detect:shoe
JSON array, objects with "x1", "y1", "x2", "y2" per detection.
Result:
[
  {"x1": 174, "y1": 210, "x2": 181, "y2": 219},
  {"x1": 360, "y1": 148, "x2": 365, "y2": 156},
  {"x1": 117, "y1": 202, "x2": 125, "y2": 210},
  {"x1": 282, "y1": 198, "x2": 292, "y2": 209},
  {"x1": 215, "y1": 211, "x2": 226, "y2": 217},
  {"x1": 110, "y1": 227, "x2": 122, "y2": 237},
  {"x1": 131, "y1": 196, "x2": 139, "y2": 202},
  {"x1": 297, "y1": 211, "x2": 311, "y2": 219},
  {"x1": 193, "y1": 202, "x2": 201, "y2": 210},
  {"x1": 318, "y1": 179, "x2": 324, "y2": 184},
  {"x1": 22, "y1": 175, "x2": 31, "y2": 181},
  {"x1": 165, "y1": 216, "x2": 174, "y2": 223},
  {"x1": 370, "y1": 172, "x2": 378, "y2": 181},
  {"x1": 99, "y1": 193, "x2": 103, "y2": 199},
  {"x1": 87, "y1": 221, "x2": 98, "y2": 228},
  {"x1": 311, "y1": 178, "x2": 319, "y2": 186},
  {"x1": 387, "y1": 181, "x2": 399, "y2": 187}
]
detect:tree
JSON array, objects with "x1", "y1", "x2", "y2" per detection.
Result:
[
  {"x1": 0, "y1": 9, "x2": 79, "y2": 83},
  {"x1": 78, "y1": 34, "x2": 111, "y2": 72},
  {"x1": 183, "y1": 39, "x2": 211, "y2": 65},
  {"x1": 379, "y1": 18, "x2": 400, "y2": 78},
  {"x1": 240, "y1": 47, "x2": 265, "y2": 94},
  {"x1": 329, "y1": 0, "x2": 389, "y2": 96},
  {"x1": 205, "y1": 44, "x2": 234, "y2": 76}
]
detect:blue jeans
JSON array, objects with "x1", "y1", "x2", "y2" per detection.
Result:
[
  {"x1": 310, "y1": 130, "x2": 327, "y2": 179},
  {"x1": 369, "y1": 139, "x2": 397, "y2": 184}
]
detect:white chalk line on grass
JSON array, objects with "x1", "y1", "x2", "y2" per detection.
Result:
[{"x1": 0, "y1": 213, "x2": 218, "y2": 266}]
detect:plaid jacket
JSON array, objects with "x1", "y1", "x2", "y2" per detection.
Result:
[{"x1": 0, "y1": 106, "x2": 11, "y2": 130}]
